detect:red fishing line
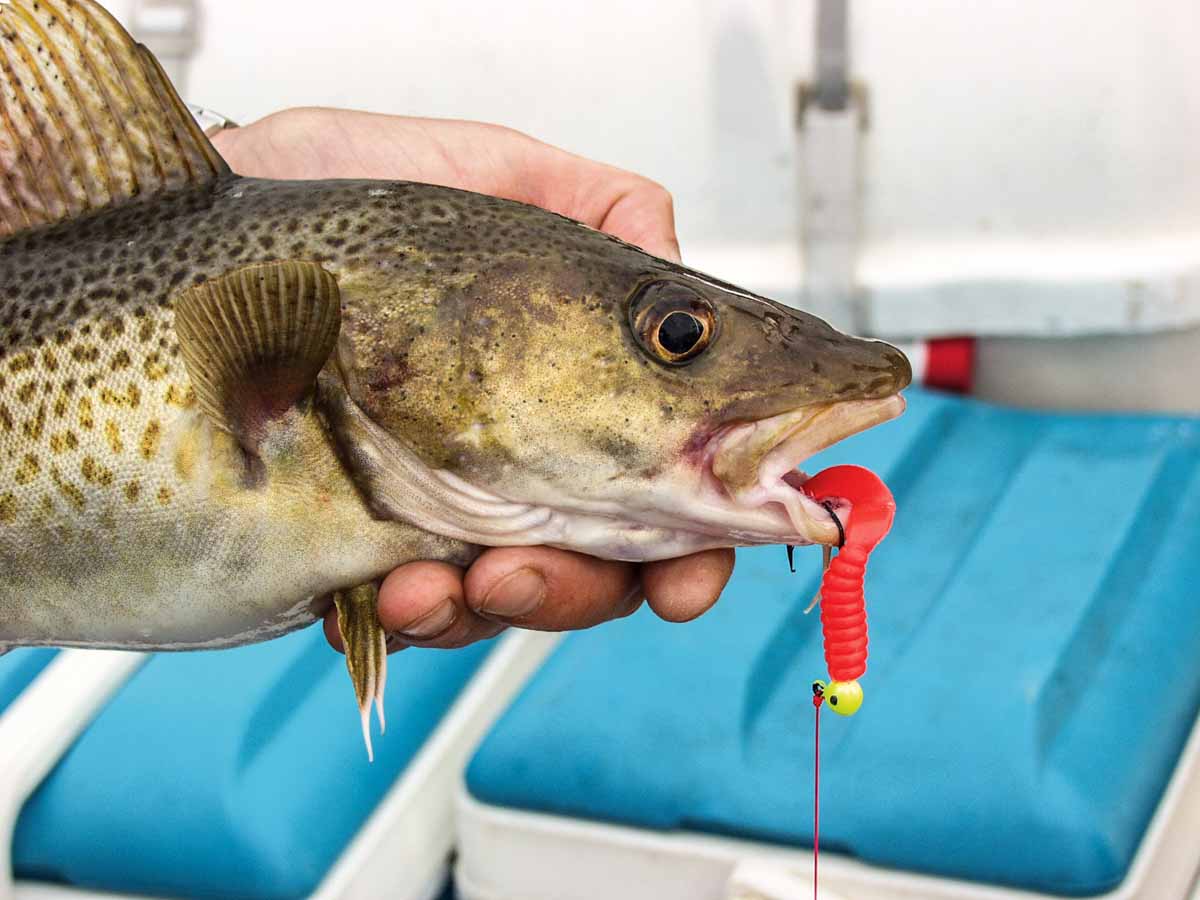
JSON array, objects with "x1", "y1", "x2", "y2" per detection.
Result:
[{"x1": 813, "y1": 687, "x2": 823, "y2": 900}]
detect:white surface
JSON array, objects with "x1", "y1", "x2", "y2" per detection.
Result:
[
  {"x1": 456, "y1": 708, "x2": 1200, "y2": 900},
  {"x1": 102, "y1": 0, "x2": 1200, "y2": 250},
  {"x1": 103, "y1": 0, "x2": 1200, "y2": 337},
  {"x1": 728, "y1": 861, "x2": 849, "y2": 900},
  {"x1": 800, "y1": 105, "x2": 864, "y2": 331},
  {"x1": 672, "y1": 239, "x2": 1200, "y2": 338},
  {"x1": 14, "y1": 887, "x2": 147, "y2": 900}
]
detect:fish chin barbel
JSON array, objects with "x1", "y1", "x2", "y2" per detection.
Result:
[{"x1": 803, "y1": 465, "x2": 895, "y2": 717}]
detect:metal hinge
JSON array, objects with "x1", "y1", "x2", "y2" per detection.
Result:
[{"x1": 795, "y1": 0, "x2": 869, "y2": 132}]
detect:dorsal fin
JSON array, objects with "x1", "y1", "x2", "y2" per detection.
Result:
[{"x1": 0, "y1": 0, "x2": 229, "y2": 238}]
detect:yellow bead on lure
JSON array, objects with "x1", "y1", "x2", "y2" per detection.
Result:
[{"x1": 0, "y1": 0, "x2": 910, "y2": 758}]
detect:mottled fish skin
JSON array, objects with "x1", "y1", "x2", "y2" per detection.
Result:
[
  {"x1": 0, "y1": 175, "x2": 908, "y2": 652},
  {"x1": 0, "y1": 178, "x2": 494, "y2": 650}
]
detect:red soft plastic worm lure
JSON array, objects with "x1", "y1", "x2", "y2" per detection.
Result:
[
  {"x1": 800, "y1": 465, "x2": 895, "y2": 900},
  {"x1": 801, "y1": 465, "x2": 895, "y2": 716}
]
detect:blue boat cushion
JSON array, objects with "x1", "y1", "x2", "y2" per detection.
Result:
[
  {"x1": 0, "y1": 649, "x2": 57, "y2": 711},
  {"x1": 467, "y1": 387, "x2": 1200, "y2": 896},
  {"x1": 14, "y1": 629, "x2": 493, "y2": 899}
]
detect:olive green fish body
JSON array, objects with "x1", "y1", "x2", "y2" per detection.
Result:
[
  {"x1": 0, "y1": 178, "x2": 491, "y2": 650},
  {"x1": 0, "y1": 0, "x2": 910, "y2": 753}
]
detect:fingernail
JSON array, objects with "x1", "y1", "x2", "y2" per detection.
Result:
[
  {"x1": 480, "y1": 568, "x2": 545, "y2": 619},
  {"x1": 397, "y1": 600, "x2": 457, "y2": 640}
]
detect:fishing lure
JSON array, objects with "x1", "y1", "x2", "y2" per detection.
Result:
[
  {"x1": 801, "y1": 464, "x2": 895, "y2": 715},
  {"x1": 797, "y1": 464, "x2": 896, "y2": 899}
]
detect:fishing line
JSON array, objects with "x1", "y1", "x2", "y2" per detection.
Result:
[{"x1": 812, "y1": 681, "x2": 824, "y2": 900}]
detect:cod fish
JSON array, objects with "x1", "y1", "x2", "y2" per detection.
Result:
[{"x1": 0, "y1": 0, "x2": 910, "y2": 756}]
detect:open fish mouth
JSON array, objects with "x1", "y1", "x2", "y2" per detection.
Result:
[{"x1": 705, "y1": 395, "x2": 906, "y2": 545}]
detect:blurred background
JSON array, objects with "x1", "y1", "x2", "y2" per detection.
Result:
[{"x1": 103, "y1": 0, "x2": 1200, "y2": 412}]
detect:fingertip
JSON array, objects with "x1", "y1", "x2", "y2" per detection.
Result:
[
  {"x1": 634, "y1": 181, "x2": 681, "y2": 263},
  {"x1": 610, "y1": 184, "x2": 682, "y2": 264},
  {"x1": 659, "y1": 236, "x2": 683, "y2": 265},
  {"x1": 464, "y1": 546, "x2": 638, "y2": 630},
  {"x1": 375, "y1": 561, "x2": 509, "y2": 649},
  {"x1": 377, "y1": 561, "x2": 464, "y2": 641},
  {"x1": 641, "y1": 183, "x2": 681, "y2": 263},
  {"x1": 323, "y1": 608, "x2": 345, "y2": 653},
  {"x1": 643, "y1": 548, "x2": 735, "y2": 623}
]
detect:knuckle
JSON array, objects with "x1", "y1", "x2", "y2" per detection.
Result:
[{"x1": 642, "y1": 180, "x2": 675, "y2": 214}]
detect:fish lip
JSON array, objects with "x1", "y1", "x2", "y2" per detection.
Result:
[{"x1": 707, "y1": 394, "x2": 906, "y2": 544}]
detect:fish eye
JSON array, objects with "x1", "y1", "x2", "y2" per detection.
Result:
[
  {"x1": 658, "y1": 312, "x2": 705, "y2": 355},
  {"x1": 629, "y1": 280, "x2": 717, "y2": 366}
]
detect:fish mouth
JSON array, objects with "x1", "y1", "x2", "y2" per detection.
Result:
[{"x1": 706, "y1": 395, "x2": 906, "y2": 545}]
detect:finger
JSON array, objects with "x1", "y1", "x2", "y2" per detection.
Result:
[
  {"x1": 642, "y1": 548, "x2": 735, "y2": 623},
  {"x1": 323, "y1": 608, "x2": 346, "y2": 652},
  {"x1": 322, "y1": 561, "x2": 505, "y2": 653},
  {"x1": 516, "y1": 138, "x2": 682, "y2": 262},
  {"x1": 220, "y1": 112, "x2": 684, "y2": 263},
  {"x1": 595, "y1": 180, "x2": 682, "y2": 263},
  {"x1": 209, "y1": 108, "x2": 365, "y2": 181},
  {"x1": 378, "y1": 562, "x2": 507, "y2": 649},
  {"x1": 463, "y1": 547, "x2": 641, "y2": 631}
]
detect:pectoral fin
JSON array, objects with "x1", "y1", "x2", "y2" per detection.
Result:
[
  {"x1": 334, "y1": 583, "x2": 388, "y2": 762},
  {"x1": 174, "y1": 260, "x2": 342, "y2": 453}
]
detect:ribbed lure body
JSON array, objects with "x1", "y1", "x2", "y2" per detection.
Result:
[{"x1": 802, "y1": 465, "x2": 895, "y2": 715}]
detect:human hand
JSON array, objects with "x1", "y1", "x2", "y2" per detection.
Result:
[{"x1": 211, "y1": 108, "x2": 734, "y2": 651}]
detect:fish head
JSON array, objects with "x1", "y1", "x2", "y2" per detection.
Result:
[{"x1": 333, "y1": 196, "x2": 910, "y2": 560}]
